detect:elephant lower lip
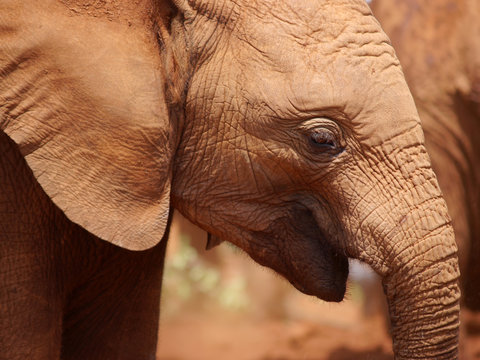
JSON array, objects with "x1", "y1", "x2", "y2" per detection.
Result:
[
  {"x1": 320, "y1": 278, "x2": 347, "y2": 302},
  {"x1": 296, "y1": 281, "x2": 346, "y2": 302},
  {"x1": 288, "y1": 279, "x2": 306, "y2": 293},
  {"x1": 288, "y1": 266, "x2": 347, "y2": 303}
]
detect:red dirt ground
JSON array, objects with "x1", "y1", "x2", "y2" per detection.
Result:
[
  {"x1": 157, "y1": 307, "x2": 480, "y2": 360},
  {"x1": 157, "y1": 305, "x2": 393, "y2": 360}
]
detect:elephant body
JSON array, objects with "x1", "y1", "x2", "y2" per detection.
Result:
[
  {"x1": 370, "y1": 0, "x2": 480, "y2": 309},
  {"x1": 0, "y1": 0, "x2": 462, "y2": 358},
  {"x1": 0, "y1": 131, "x2": 167, "y2": 359}
]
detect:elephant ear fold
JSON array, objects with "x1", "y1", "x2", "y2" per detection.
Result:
[{"x1": 0, "y1": 6, "x2": 178, "y2": 250}]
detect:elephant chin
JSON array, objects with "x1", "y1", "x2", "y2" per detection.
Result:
[
  {"x1": 286, "y1": 239, "x2": 349, "y2": 302},
  {"x1": 286, "y1": 257, "x2": 348, "y2": 302},
  {"x1": 249, "y1": 206, "x2": 349, "y2": 302}
]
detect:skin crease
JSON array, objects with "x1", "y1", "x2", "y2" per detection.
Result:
[
  {"x1": 370, "y1": 0, "x2": 480, "y2": 310},
  {"x1": 0, "y1": 0, "x2": 460, "y2": 359}
]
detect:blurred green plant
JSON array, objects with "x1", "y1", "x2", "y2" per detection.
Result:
[
  {"x1": 162, "y1": 235, "x2": 250, "y2": 316},
  {"x1": 348, "y1": 281, "x2": 365, "y2": 304}
]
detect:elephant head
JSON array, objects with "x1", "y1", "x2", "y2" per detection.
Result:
[{"x1": 0, "y1": 0, "x2": 460, "y2": 358}]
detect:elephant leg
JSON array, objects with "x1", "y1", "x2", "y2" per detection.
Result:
[
  {"x1": 0, "y1": 132, "x2": 63, "y2": 360},
  {"x1": 0, "y1": 246, "x2": 63, "y2": 360},
  {"x1": 60, "y1": 228, "x2": 169, "y2": 360},
  {"x1": 0, "y1": 236, "x2": 63, "y2": 360}
]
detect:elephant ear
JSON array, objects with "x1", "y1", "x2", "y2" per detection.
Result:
[{"x1": 0, "y1": 1, "x2": 181, "y2": 250}]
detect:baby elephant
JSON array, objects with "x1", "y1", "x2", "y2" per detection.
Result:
[{"x1": 0, "y1": 0, "x2": 460, "y2": 359}]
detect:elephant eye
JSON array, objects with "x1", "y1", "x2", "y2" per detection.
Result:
[
  {"x1": 299, "y1": 118, "x2": 345, "y2": 156},
  {"x1": 309, "y1": 130, "x2": 337, "y2": 149}
]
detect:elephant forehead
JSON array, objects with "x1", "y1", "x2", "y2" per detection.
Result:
[
  {"x1": 232, "y1": 0, "x2": 401, "y2": 98},
  {"x1": 239, "y1": 0, "x2": 371, "y2": 20},
  {"x1": 242, "y1": 64, "x2": 423, "y2": 148},
  {"x1": 237, "y1": 0, "x2": 376, "y2": 47},
  {"x1": 231, "y1": 34, "x2": 421, "y2": 147},
  {"x1": 290, "y1": 63, "x2": 422, "y2": 147},
  {"x1": 59, "y1": 0, "x2": 152, "y2": 24},
  {"x1": 193, "y1": 0, "x2": 424, "y2": 146}
]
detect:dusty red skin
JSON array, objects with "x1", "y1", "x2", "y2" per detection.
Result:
[
  {"x1": 0, "y1": 0, "x2": 459, "y2": 359},
  {"x1": 371, "y1": 0, "x2": 480, "y2": 311}
]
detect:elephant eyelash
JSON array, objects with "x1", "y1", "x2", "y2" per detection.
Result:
[
  {"x1": 309, "y1": 130, "x2": 338, "y2": 149},
  {"x1": 298, "y1": 118, "x2": 345, "y2": 156}
]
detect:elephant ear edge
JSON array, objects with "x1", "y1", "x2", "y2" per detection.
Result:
[{"x1": 0, "y1": 2, "x2": 181, "y2": 251}]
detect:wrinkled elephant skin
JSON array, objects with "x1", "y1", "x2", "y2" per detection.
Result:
[
  {"x1": 0, "y1": 0, "x2": 460, "y2": 359},
  {"x1": 370, "y1": 0, "x2": 480, "y2": 309}
]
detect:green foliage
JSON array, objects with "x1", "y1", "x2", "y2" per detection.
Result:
[
  {"x1": 162, "y1": 235, "x2": 250, "y2": 315},
  {"x1": 348, "y1": 281, "x2": 365, "y2": 304}
]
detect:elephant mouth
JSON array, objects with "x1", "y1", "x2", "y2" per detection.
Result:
[
  {"x1": 287, "y1": 223, "x2": 349, "y2": 302},
  {"x1": 287, "y1": 275, "x2": 345, "y2": 302},
  {"x1": 249, "y1": 205, "x2": 349, "y2": 302}
]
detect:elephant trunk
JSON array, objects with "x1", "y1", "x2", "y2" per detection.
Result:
[
  {"x1": 383, "y1": 220, "x2": 460, "y2": 359},
  {"x1": 347, "y1": 167, "x2": 461, "y2": 358}
]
